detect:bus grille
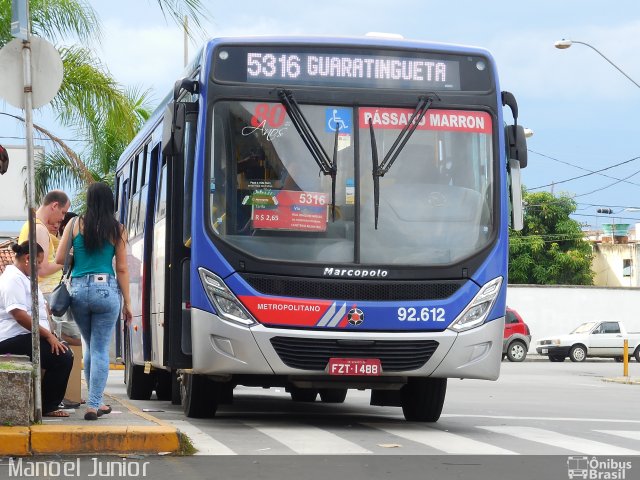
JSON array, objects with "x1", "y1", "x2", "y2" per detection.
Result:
[
  {"x1": 270, "y1": 337, "x2": 439, "y2": 372},
  {"x1": 239, "y1": 274, "x2": 462, "y2": 301}
]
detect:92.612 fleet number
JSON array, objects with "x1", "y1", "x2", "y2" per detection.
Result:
[{"x1": 397, "y1": 307, "x2": 445, "y2": 322}]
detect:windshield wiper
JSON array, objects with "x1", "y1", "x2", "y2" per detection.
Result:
[
  {"x1": 277, "y1": 89, "x2": 339, "y2": 220},
  {"x1": 368, "y1": 94, "x2": 439, "y2": 229}
]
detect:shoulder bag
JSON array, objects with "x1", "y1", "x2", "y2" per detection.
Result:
[{"x1": 49, "y1": 217, "x2": 77, "y2": 317}]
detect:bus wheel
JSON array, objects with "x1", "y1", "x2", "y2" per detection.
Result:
[
  {"x1": 319, "y1": 388, "x2": 348, "y2": 403},
  {"x1": 125, "y1": 335, "x2": 155, "y2": 400},
  {"x1": 401, "y1": 377, "x2": 447, "y2": 422},
  {"x1": 181, "y1": 372, "x2": 218, "y2": 418},
  {"x1": 289, "y1": 387, "x2": 318, "y2": 402}
]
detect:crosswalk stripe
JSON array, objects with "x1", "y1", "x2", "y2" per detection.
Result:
[
  {"x1": 170, "y1": 420, "x2": 237, "y2": 455},
  {"x1": 245, "y1": 422, "x2": 372, "y2": 454},
  {"x1": 364, "y1": 423, "x2": 517, "y2": 455},
  {"x1": 479, "y1": 426, "x2": 640, "y2": 455},
  {"x1": 596, "y1": 430, "x2": 640, "y2": 441}
]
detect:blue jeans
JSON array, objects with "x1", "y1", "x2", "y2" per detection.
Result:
[{"x1": 70, "y1": 274, "x2": 121, "y2": 409}]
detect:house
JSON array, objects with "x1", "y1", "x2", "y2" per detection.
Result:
[
  {"x1": 590, "y1": 223, "x2": 640, "y2": 287},
  {"x1": 0, "y1": 239, "x2": 15, "y2": 274}
]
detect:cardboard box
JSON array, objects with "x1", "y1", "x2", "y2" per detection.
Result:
[{"x1": 65, "y1": 345, "x2": 82, "y2": 403}]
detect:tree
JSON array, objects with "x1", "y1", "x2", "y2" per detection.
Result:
[
  {"x1": 0, "y1": 0, "x2": 210, "y2": 201},
  {"x1": 509, "y1": 191, "x2": 594, "y2": 285}
]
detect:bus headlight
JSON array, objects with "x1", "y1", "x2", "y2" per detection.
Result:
[
  {"x1": 198, "y1": 268, "x2": 256, "y2": 326},
  {"x1": 448, "y1": 277, "x2": 503, "y2": 332}
]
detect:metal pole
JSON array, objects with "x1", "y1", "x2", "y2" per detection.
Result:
[
  {"x1": 21, "y1": 25, "x2": 42, "y2": 421},
  {"x1": 571, "y1": 41, "x2": 640, "y2": 90},
  {"x1": 183, "y1": 15, "x2": 188, "y2": 67},
  {"x1": 623, "y1": 339, "x2": 629, "y2": 377}
]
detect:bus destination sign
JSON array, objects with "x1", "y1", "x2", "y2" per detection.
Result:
[
  {"x1": 213, "y1": 46, "x2": 478, "y2": 90},
  {"x1": 244, "y1": 51, "x2": 461, "y2": 90}
]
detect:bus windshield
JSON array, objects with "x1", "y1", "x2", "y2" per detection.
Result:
[{"x1": 208, "y1": 100, "x2": 494, "y2": 266}]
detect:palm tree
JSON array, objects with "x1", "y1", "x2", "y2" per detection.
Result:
[{"x1": 0, "y1": 0, "x2": 210, "y2": 201}]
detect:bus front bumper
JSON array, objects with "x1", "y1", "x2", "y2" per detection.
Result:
[{"x1": 190, "y1": 308, "x2": 504, "y2": 382}]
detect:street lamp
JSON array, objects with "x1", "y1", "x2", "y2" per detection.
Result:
[{"x1": 554, "y1": 39, "x2": 640, "y2": 89}]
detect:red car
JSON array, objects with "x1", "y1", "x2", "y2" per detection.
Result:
[{"x1": 503, "y1": 307, "x2": 531, "y2": 362}]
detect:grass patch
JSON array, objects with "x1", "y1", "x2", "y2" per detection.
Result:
[
  {"x1": 0, "y1": 362, "x2": 33, "y2": 371},
  {"x1": 177, "y1": 432, "x2": 197, "y2": 456}
]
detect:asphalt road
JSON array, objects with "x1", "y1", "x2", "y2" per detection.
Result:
[
  {"x1": 5, "y1": 360, "x2": 638, "y2": 480},
  {"x1": 107, "y1": 360, "x2": 640, "y2": 457}
]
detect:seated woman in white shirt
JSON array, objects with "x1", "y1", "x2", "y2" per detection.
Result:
[{"x1": 0, "y1": 241, "x2": 73, "y2": 417}]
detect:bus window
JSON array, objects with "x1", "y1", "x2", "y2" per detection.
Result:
[
  {"x1": 120, "y1": 178, "x2": 130, "y2": 226},
  {"x1": 209, "y1": 100, "x2": 355, "y2": 263},
  {"x1": 115, "y1": 174, "x2": 121, "y2": 216},
  {"x1": 136, "y1": 144, "x2": 152, "y2": 234},
  {"x1": 131, "y1": 155, "x2": 139, "y2": 195},
  {"x1": 183, "y1": 112, "x2": 197, "y2": 245},
  {"x1": 156, "y1": 161, "x2": 168, "y2": 221}
]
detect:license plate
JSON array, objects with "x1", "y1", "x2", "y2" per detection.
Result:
[
  {"x1": 327, "y1": 358, "x2": 382, "y2": 376},
  {"x1": 541, "y1": 348, "x2": 548, "y2": 354}
]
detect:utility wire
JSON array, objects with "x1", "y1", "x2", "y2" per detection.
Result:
[
  {"x1": 528, "y1": 154, "x2": 640, "y2": 190},
  {"x1": 528, "y1": 149, "x2": 640, "y2": 188},
  {"x1": 0, "y1": 134, "x2": 86, "y2": 143},
  {"x1": 574, "y1": 167, "x2": 640, "y2": 197}
]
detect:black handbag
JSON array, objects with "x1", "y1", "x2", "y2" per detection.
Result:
[{"x1": 49, "y1": 218, "x2": 77, "y2": 317}]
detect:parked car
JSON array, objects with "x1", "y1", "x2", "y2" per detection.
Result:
[
  {"x1": 503, "y1": 307, "x2": 531, "y2": 362},
  {"x1": 536, "y1": 321, "x2": 640, "y2": 362}
]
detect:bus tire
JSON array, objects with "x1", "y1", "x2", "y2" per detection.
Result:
[
  {"x1": 401, "y1": 377, "x2": 447, "y2": 422},
  {"x1": 181, "y1": 372, "x2": 218, "y2": 418},
  {"x1": 289, "y1": 387, "x2": 318, "y2": 402},
  {"x1": 125, "y1": 333, "x2": 155, "y2": 400},
  {"x1": 634, "y1": 347, "x2": 640, "y2": 363},
  {"x1": 319, "y1": 388, "x2": 348, "y2": 403}
]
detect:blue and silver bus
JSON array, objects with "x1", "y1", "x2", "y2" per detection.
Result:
[{"x1": 115, "y1": 35, "x2": 527, "y2": 421}]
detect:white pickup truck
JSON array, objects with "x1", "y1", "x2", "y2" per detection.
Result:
[{"x1": 536, "y1": 321, "x2": 640, "y2": 362}]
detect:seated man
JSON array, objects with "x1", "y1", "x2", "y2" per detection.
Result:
[{"x1": 0, "y1": 241, "x2": 73, "y2": 417}]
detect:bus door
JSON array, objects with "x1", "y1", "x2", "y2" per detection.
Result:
[
  {"x1": 114, "y1": 173, "x2": 129, "y2": 362},
  {"x1": 162, "y1": 102, "x2": 198, "y2": 369}
]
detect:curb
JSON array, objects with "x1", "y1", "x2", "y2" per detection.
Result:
[
  {"x1": 0, "y1": 395, "x2": 182, "y2": 457},
  {"x1": 602, "y1": 377, "x2": 640, "y2": 385},
  {"x1": 0, "y1": 425, "x2": 182, "y2": 457}
]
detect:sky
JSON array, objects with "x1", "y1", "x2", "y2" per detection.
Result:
[{"x1": 3, "y1": 0, "x2": 640, "y2": 231}]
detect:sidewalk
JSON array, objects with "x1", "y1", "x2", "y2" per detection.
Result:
[
  {"x1": 0, "y1": 368, "x2": 182, "y2": 456},
  {"x1": 526, "y1": 353, "x2": 640, "y2": 384}
]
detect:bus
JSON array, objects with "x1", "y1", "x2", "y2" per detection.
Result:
[{"x1": 115, "y1": 35, "x2": 528, "y2": 422}]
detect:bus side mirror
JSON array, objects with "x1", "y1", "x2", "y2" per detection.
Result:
[
  {"x1": 162, "y1": 102, "x2": 186, "y2": 157},
  {"x1": 505, "y1": 124, "x2": 528, "y2": 169},
  {"x1": 508, "y1": 158, "x2": 524, "y2": 231}
]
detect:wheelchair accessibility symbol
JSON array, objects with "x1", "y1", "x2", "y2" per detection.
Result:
[{"x1": 326, "y1": 107, "x2": 352, "y2": 134}]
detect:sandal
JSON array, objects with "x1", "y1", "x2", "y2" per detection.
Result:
[
  {"x1": 84, "y1": 411, "x2": 98, "y2": 421},
  {"x1": 97, "y1": 405, "x2": 112, "y2": 415},
  {"x1": 43, "y1": 409, "x2": 70, "y2": 418}
]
